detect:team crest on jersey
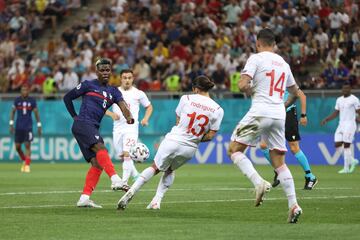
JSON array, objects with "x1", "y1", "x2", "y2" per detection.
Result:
[{"x1": 76, "y1": 83, "x2": 82, "y2": 90}]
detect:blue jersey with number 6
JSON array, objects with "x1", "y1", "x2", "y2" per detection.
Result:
[{"x1": 68, "y1": 79, "x2": 123, "y2": 126}]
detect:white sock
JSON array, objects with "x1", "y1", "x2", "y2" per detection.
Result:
[
  {"x1": 153, "y1": 171, "x2": 175, "y2": 202},
  {"x1": 231, "y1": 152, "x2": 263, "y2": 186},
  {"x1": 131, "y1": 162, "x2": 140, "y2": 178},
  {"x1": 276, "y1": 164, "x2": 297, "y2": 208},
  {"x1": 79, "y1": 194, "x2": 90, "y2": 202},
  {"x1": 110, "y1": 174, "x2": 122, "y2": 183},
  {"x1": 344, "y1": 148, "x2": 351, "y2": 171},
  {"x1": 131, "y1": 167, "x2": 156, "y2": 193},
  {"x1": 122, "y1": 157, "x2": 133, "y2": 184}
]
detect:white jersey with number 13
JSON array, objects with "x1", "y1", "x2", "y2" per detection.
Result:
[{"x1": 165, "y1": 94, "x2": 224, "y2": 148}]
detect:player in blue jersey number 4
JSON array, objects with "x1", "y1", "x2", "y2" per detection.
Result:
[
  {"x1": 9, "y1": 85, "x2": 42, "y2": 173},
  {"x1": 64, "y1": 58, "x2": 135, "y2": 208}
]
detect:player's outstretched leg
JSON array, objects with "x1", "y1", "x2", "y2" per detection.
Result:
[
  {"x1": 77, "y1": 165, "x2": 103, "y2": 208},
  {"x1": 147, "y1": 170, "x2": 175, "y2": 210},
  {"x1": 117, "y1": 165, "x2": 159, "y2": 210},
  {"x1": 229, "y1": 142, "x2": 271, "y2": 207}
]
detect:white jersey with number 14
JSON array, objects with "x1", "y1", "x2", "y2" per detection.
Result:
[
  {"x1": 165, "y1": 94, "x2": 224, "y2": 148},
  {"x1": 242, "y1": 51, "x2": 296, "y2": 120}
]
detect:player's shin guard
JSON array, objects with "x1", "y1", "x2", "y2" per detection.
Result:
[
  {"x1": 261, "y1": 148, "x2": 271, "y2": 164},
  {"x1": 96, "y1": 149, "x2": 117, "y2": 178},
  {"x1": 231, "y1": 152, "x2": 263, "y2": 186},
  {"x1": 82, "y1": 167, "x2": 102, "y2": 196},
  {"x1": 276, "y1": 164, "x2": 297, "y2": 208},
  {"x1": 131, "y1": 167, "x2": 156, "y2": 193}
]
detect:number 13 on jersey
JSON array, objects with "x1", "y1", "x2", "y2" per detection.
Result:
[
  {"x1": 266, "y1": 69, "x2": 285, "y2": 98},
  {"x1": 186, "y1": 112, "x2": 209, "y2": 137}
]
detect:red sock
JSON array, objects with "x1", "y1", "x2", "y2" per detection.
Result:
[
  {"x1": 82, "y1": 167, "x2": 102, "y2": 196},
  {"x1": 96, "y1": 149, "x2": 116, "y2": 178},
  {"x1": 25, "y1": 156, "x2": 31, "y2": 166},
  {"x1": 19, "y1": 152, "x2": 26, "y2": 161}
]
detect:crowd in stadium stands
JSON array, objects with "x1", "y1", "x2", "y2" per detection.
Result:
[{"x1": 1, "y1": 0, "x2": 360, "y2": 95}]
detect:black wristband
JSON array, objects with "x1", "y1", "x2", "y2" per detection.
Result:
[{"x1": 301, "y1": 113, "x2": 307, "y2": 118}]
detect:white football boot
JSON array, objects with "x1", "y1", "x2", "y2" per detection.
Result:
[
  {"x1": 111, "y1": 180, "x2": 129, "y2": 192},
  {"x1": 288, "y1": 204, "x2": 302, "y2": 223},
  {"x1": 117, "y1": 189, "x2": 135, "y2": 210},
  {"x1": 77, "y1": 199, "x2": 102, "y2": 208},
  {"x1": 146, "y1": 197, "x2": 161, "y2": 210},
  {"x1": 255, "y1": 180, "x2": 272, "y2": 207}
]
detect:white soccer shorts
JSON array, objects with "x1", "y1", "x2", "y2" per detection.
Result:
[
  {"x1": 154, "y1": 138, "x2": 197, "y2": 171},
  {"x1": 334, "y1": 123, "x2": 357, "y2": 143},
  {"x1": 231, "y1": 113, "x2": 287, "y2": 152},
  {"x1": 113, "y1": 131, "x2": 138, "y2": 157}
]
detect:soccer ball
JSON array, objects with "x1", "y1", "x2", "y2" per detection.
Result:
[{"x1": 129, "y1": 142, "x2": 150, "y2": 163}]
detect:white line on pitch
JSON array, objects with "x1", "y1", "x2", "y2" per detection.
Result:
[
  {"x1": 1, "y1": 195, "x2": 360, "y2": 209},
  {"x1": 0, "y1": 187, "x2": 354, "y2": 196}
]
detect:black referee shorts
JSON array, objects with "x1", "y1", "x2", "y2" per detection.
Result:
[{"x1": 285, "y1": 107, "x2": 301, "y2": 142}]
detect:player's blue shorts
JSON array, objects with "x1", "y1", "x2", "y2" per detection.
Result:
[
  {"x1": 71, "y1": 120, "x2": 104, "y2": 162},
  {"x1": 15, "y1": 129, "x2": 33, "y2": 143}
]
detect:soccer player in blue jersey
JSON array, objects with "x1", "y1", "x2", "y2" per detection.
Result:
[
  {"x1": 9, "y1": 85, "x2": 42, "y2": 173},
  {"x1": 63, "y1": 58, "x2": 134, "y2": 208},
  {"x1": 260, "y1": 89, "x2": 318, "y2": 190}
]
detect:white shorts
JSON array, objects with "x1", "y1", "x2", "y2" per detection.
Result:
[
  {"x1": 154, "y1": 138, "x2": 197, "y2": 171},
  {"x1": 113, "y1": 131, "x2": 138, "y2": 157},
  {"x1": 334, "y1": 123, "x2": 357, "y2": 143},
  {"x1": 231, "y1": 114, "x2": 287, "y2": 152}
]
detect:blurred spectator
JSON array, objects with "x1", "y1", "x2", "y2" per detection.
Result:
[
  {"x1": 133, "y1": 58, "x2": 151, "y2": 82},
  {"x1": 322, "y1": 61, "x2": 337, "y2": 88},
  {"x1": 81, "y1": 67, "x2": 97, "y2": 82},
  {"x1": 334, "y1": 61, "x2": 350, "y2": 87},
  {"x1": 211, "y1": 63, "x2": 228, "y2": 90},
  {"x1": 164, "y1": 73, "x2": 180, "y2": 92},
  {"x1": 3, "y1": 0, "x2": 360, "y2": 94},
  {"x1": 59, "y1": 68, "x2": 79, "y2": 91}
]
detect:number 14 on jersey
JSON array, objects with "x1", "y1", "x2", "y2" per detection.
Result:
[{"x1": 266, "y1": 69, "x2": 285, "y2": 98}]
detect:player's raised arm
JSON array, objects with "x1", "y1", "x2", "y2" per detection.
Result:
[{"x1": 116, "y1": 100, "x2": 134, "y2": 124}]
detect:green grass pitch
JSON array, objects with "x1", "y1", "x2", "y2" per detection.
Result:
[{"x1": 1, "y1": 163, "x2": 360, "y2": 240}]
